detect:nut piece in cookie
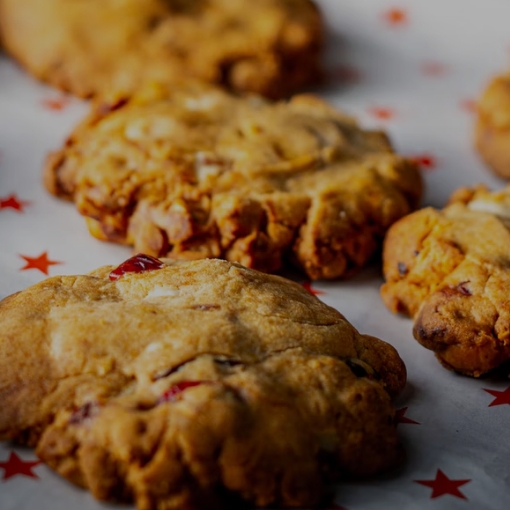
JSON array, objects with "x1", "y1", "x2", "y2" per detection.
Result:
[
  {"x1": 0, "y1": 0, "x2": 323, "y2": 99},
  {"x1": 475, "y1": 72, "x2": 510, "y2": 178},
  {"x1": 0, "y1": 257, "x2": 406, "y2": 509},
  {"x1": 44, "y1": 82, "x2": 422, "y2": 280},
  {"x1": 381, "y1": 185, "x2": 510, "y2": 376}
]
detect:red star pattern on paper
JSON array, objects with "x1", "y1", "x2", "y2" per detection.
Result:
[
  {"x1": 19, "y1": 251, "x2": 63, "y2": 275},
  {"x1": 302, "y1": 281, "x2": 325, "y2": 296},
  {"x1": 415, "y1": 469, "x2": 471, "y2": 499},
  {"x1": 42, "y1": 96, "x2": 70, "y2": 111},
  {"x1": 0, "y1": 452, "x2": 41, "y2": 481},
  {"x1": 328, "y1": 64, "x2": 362, "y2": 84},
  {"x1": 422, "y1": 61, "x2": 449, "y2": 77},
  {"x1": 383, "y1": 8, "x2": 408, "y2": 27},
  {"x1": 484, "y1": 386, "x2": 510, "y2": 407},
  {"x1": 460, "y1": 98, "x2": 477, "y2": 113},
  {"x1": 368, "y1": 107, "x2": 396, "y2": 120},
  {"x1": 410, "y1": 154, "x2": 437, "y2": 171},
  {"x1": 395, "y1": 407, "x2": 420, "y2": 425},
  {"x1": 0, "y1": 194, "x2": 31, "y2": 213}
]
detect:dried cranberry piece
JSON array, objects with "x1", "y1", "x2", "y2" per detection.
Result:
[
  {"x1": 441, "y1": 281, "x2": 473, "y2": 297},
  {"x1": 109, "y1": 254, "x2": 165, "y2": 281},
  {"x1": 68, "y1": 402, "x2": 98, "y2": 424},
  {"x1": 96, "y1": 97, "x2": 129, "y2": 116},
  {"x1": 456, "y1": 281, "x2": 472, "y2": 296},
  {"x1": 159, "y1": 381, "x2": 208, "y2": 404}
]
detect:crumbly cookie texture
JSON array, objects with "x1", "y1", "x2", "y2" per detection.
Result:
[
  {"x1": 44, "y1": 83, "x2": 422, "y2": 280},
  {"x1": 381, "y1": 185, "x2": 510, "y2": 377},
  {"x1": 475, "y1": 72, "x2": 510, "y2": 178},
  {"x1": 0, "y1": 0, "x2": 323, "y2": 99},
  {"x1": 0, "y1": 257, "x2": 406, "y2": 510}
]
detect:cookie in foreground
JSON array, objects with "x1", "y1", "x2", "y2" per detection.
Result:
[
  {"x1": 475, "y1": 71, "x2": 510, "y2": 178},
  {"x1": 0, "y1": 256, "x2": 406, "y2": 509},
  {"x1": 44, "y1": 82, "x2": 422, "y2": 280},
  {"x1": 0, "y1": 0, "x2": 322, "y2": 99},
  {"x1": 381, "y1": 185, "x2": 510, "y2": 377}
]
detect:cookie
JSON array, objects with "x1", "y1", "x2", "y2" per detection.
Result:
[
  {"x1": 0, "y1": 255, "x2": 406, "y2": 509},
  {"x1": 475, "y1": 72, "x2": 510, "y2": 178},
  {"x1": 44, "y1": 82, "x2": 422, "y2": 280},
  {"x1": 381, "y1": 185, "x2": 510, "y2": 377},
  {"x1": 0, "y1": 0, "x2": 323, "y2": 99}
]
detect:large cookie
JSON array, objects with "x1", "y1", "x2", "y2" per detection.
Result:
[
  {"x1": 475, "y1": 72, "x2": 510, "y2": 178},
  {"x1": 0, "y1": 0, "x2": 323, "y2": 99},
  {"x1": 0, "y1": 256, "x2": 406, "y2": 509},
  {"x1": 44, "y1": 83, "x2": 422, "y2": 280},
  {"x1": 381, "y1": 185, "x2": 510, "y2": 377}
]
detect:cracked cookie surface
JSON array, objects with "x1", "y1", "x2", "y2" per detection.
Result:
[
  {"x1": 0, "y1": 0, "x2": 323, "y2": 99},
  {"x1": 475, "y1": 71, "x2": 510, "y2": 178},
  {"x1": 0, "y1": 257, "x2": 406, "y2": 510},
  {"x1": 381, "y1": 185, "x2": 510, "y2": 376},
  {"x1": 44, "y1": 82, "x2": 422, "y2": 280}
]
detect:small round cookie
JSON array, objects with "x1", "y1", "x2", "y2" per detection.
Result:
[
  {"x1": 44, "y1": 82, "x2": 422, "y2": 280},
  {"x1": 475, "y1": 72, "x2": 510, "y2": 178},
  {"x1": 0, "y1": 255, "x2": 406, "y2": 509},
  {"x1": 0, "y1": 0, "x2": 323, "y2": 99},
  {"x1": 381, "y1": 185, "x2": 510, "y2": 377}
]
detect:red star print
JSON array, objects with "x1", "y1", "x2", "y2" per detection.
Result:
[
  {"x1": 415, "y1": 469, "x2": 471, "y2": 499},
  {"x1": 460, "y1": 99, "x2": 477, "y2": 113},
  {"x1": 0, "y1": 194, "x2": 31, "y2": 212},
  {"x1": 383, "y1": 8, "x2": 408, "y2": 27},
  {"x1": 0, "y1": 452, "x2": 41, "y2": 481},
  {"x1": 410, "y1": 154, "x2": 437, "y2": 171},
  {"x1": 484, "y1": 386, "x2": 510, "y2": 407},
  {"x1": 19, "y1": 252, "x2": 63, "y2": 275},
  {"x1": 395, "y1": 407, "x2": 420, "y2": 425},
  {"x1": 329, "y1": 64, "x2": 362, "y2": 84},
  {"x1": 302, "y1": 281, "x2": 325, "y2": 296},
  {"x1": 42, "y1": 96, "x2": 70, "y2": 111},
  {"x1": 368, "y1": 107, "x2": 396, "y2": 120},
  {"x1": 422, "y1": 61, "x2": 448, "y2": 77}
]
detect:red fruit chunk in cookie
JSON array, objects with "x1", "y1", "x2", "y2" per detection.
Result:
[
  {"x1": 68, "y1": 402, "x2": 99, "y2": 425},
  {"x1": 109, "y1": 254, "x2": 165, "y2": 280},
  {"x1": 159, "y1": 381, "x2": 207, "y2": 403}
]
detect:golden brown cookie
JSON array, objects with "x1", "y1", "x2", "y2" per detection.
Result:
[
  {"x1": 475, "y1": 72, "x2": 510, "y2": 178},
  {"x1": 0, "y1": 0, "x2": 323, "y2": 99},
  {"x1": 44, "y1": 82, "x2": 422, "y2": 280},
  {"x1": 0, "y1": 255, "x2": 406, "y2": 510},
  {"x1": 381, "y1": 184, "x2": 510, "y2": 377}
]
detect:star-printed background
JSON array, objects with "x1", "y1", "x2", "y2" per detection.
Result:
[{"x1": 1, "y1": 1, "x2": 509, "y2": 509}]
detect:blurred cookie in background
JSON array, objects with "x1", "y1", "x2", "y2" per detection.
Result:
[
  {"x1": 0, "y1": 0, "x2": 323, "y2": 99},
  {"x1": 475, "y1": 71, "x2": 510, "y2": 178}
]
